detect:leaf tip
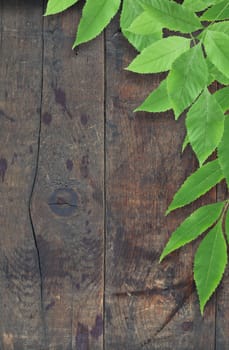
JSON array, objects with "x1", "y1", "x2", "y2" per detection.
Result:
[
  {"x1": 134, "y1": 106, "x2": 142, "y2": 112},
  {"x1": 159, "y1": 254, "x2": 165, "y2": 263},
  {"x1": 165, "y1": 208, "x2": 171, "y2": 216},
  {"x1": 200, "y1": 302, "x2": 205, "y2": 316}
]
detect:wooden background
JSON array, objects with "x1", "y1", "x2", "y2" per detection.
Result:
[{"x1": 0, "y1": 0, "x2": 228, "y2": 349}]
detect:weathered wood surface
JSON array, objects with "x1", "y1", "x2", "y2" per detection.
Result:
[
  {"x1": 0, "y1": 1, "x2": 45, "y2": 348},
  {"x1": 105, "y1": 18, "x2": 216, "y2": 350},
  {"x1": 0, "y1": 1, "x2": 228, "y2": 349}
]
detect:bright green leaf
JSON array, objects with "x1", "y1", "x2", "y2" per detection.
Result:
[
  {"x1": 160, "y1": 202, "x2": 224, "y2": 262},
  {"x1": 182, "y1": 134, "x2": 189, "y2": 153},
  {"x1": 214, "y1": 87, "x2": 229, "y2": 112},
  {"x1": 183, "y1": 0, "x2": 218, "y2": 12},
  {"x1": 45, "y1": 0, "x2": 80, "y2": 15},
  {"x1": 204, "y1": 30, "x2": 229, "y2": 78},
  {"x1": 127, "y1": 36, "x2": 190, "y2": 74},
  {"x1": 167, "y1": 44, "x2": 208, "y2": 119},
  {"x1": 74, "y1": 0, "x2": 121, "y2": 46},
  {"x1": 186, "y1": 89, "x2": 225, "y2": 165},
  {"x1": 198, "y1": 21, "x2": 229, "y2": 42},
  {"x1": 201, "y1": 0, "x2": 229, "y2": 21},
  {"x1": 121, "y1": 0, "x2": 162, "y2": 51},
  {"x1": 135, "y1": 79, "x2": 171, "y2": 112},
  {"x1": 206, "y1": 21, "x2": 229, "y2": 36},
  {"x1": 127, "y1": 11, "x2": 162, "y2": 35},
  {"x1": 206, "y1": 58, "x2": 229, "y2": 85},
  {"x1": 218, "y1": 117, "x2": 229, "y2": 187},
  {"x1": 194, "y1": 221, "x2": 227, "y2": 314},
  {"x1": 167, "y1": 159, "x2": 224, "y2": 214},
  {"x1": 225, "y1": 209, "x2": 229, "y2": 243},
  {"x1": 141, "y1": 0, "x2": 203, "y2": 33}
]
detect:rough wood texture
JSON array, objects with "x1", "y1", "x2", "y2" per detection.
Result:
[
  {"x1": 0, "y1": 0, "x2": 45, "y2": 348},
  {"x1": 0, "y1": 2, "x2": 227, "y2": 350},
  {"x1": 105, "y1": 18, "x2": 216, "y2": 350},
  {"x1": 30, "y1": 5, "x2": 104, "y2": 350}
]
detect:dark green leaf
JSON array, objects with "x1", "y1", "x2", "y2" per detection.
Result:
[
  {"x1": 160, "y1": 202, "x2": 224, "y2": 262},
  {"x1": 194, "y1": 221, "x2": 227, "y2": 314},
  {"x1": 167, "y1": 159, "x2": 224, "y2": 214}
]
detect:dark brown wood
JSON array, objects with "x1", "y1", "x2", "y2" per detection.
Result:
[
  {"x1": 0, "y1": 0, "x2": 45, "y2": 348},
  {"x1": 105, "y1": 18, "x2": 216, "y2": 350},
  {"x1": 30, "y1": 5, "x2": 104, "y2": 350},
  {"x1": 1, "y1": 3, "x2": 228, "y2": 350}
]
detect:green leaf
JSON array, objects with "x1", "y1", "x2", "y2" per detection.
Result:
[
  {"x1": 167, "y1": 159, "x2": 224, "y2": 214},
  {"x1": 206, "y1": 58, "x2": 229, "y2": 85},
  {"x1": 127, "y1": 11, "x2": 162, "y2": 35},
  {"x1": 194, "y1": 221, "x2": 227, "y2": 314},
  {"x1": 182, "y1": 134, "x2": 189, "y2": 153},
  {"x1": 218, "y1": 116, "x2": 229, "y2": 187},
  {"x1": 121, "y1": 0, "x2": 162, "y2": 51},
  {"x1": 214, "y1": 87, "x2": 229, "y2": 112},
  {"x1": 183, "y1": 0, "x2": 218, "y2": 12},
  {"x1": 206, "y1": 21, "x2": 229, "y2": 36},
  {"x1": 167, "y1": 44, "x2": 208, "y2": 119},
  {"x1": 45, "y1": 0, "x2": 80, "y2": 15},
  {"x1": 135, "y1": 79, "x2": 171, "y2": 112},
  {"x1": 225, "y1": 209, "x2": 229, "y2": 243},
  {"x1": 141, "y1": 0, "x2": 203, "y2": 33},
  {"x1": 201, "y1": 0, "x2": 229, "y2": 21},
  {"x1": 160, "y1": 202, "x2": 224, "y2": 262},
  {"x1": 204, "y1": 30, "x2": 229, "y2": 78},
  {"x1": 74, "y1": 0, "x2": 121, "y2": 46},
  {"x1": 127, "y1": 36, "x2": 190, "y2": 74},
  {"x1": 198, "y1": 21, "x2": 229, "y2": 42},
  {"x1": 186, "y1": 89, "x2": 225, "y2": 165}
]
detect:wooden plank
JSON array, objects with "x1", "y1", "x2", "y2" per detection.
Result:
[
  {"x1": 30, "y1": 5, "x2": 104, "y2": 350},
  {"x1": 215, "y1": 181, "x2": 229, "y2": 350},
  {"x1": 105, "y1": 17, "x2": 216, "y2": 350},
  {"x1": 0, "y1": 0, "x2": 45, "y2": 349}
]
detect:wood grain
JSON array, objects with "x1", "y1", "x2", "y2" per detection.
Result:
[
  {"x1": 0, "y1": 0, "x2": 45, "y2": 348},
  {"x1": 1, "y1": 2, "x2": 228, "y2": 349},
  {"x1": 30, "y1": 4, "x2": 104, "y2": 350},
  {"x1": 105, "y1": 17, "x2": 216, "y2": 350}
]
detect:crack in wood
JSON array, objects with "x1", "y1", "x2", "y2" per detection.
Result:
[
  {"x1": 28, "y1": 3, "x2": 47, "y2": 346},
  {"x1": 154, "y1": 287, "x2": 195, "y2": 338},
  {"x1": 113, "y1": 280, "x2": 192, "y2": 298}
]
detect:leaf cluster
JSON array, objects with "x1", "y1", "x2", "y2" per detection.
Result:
[{"x1": 45, "y1": 0, "x2": 229, "y2": 314}]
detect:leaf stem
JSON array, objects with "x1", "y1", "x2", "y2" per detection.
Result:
[{"x1": 190, "y1": 32, "x2": 198, "y2": 46}]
